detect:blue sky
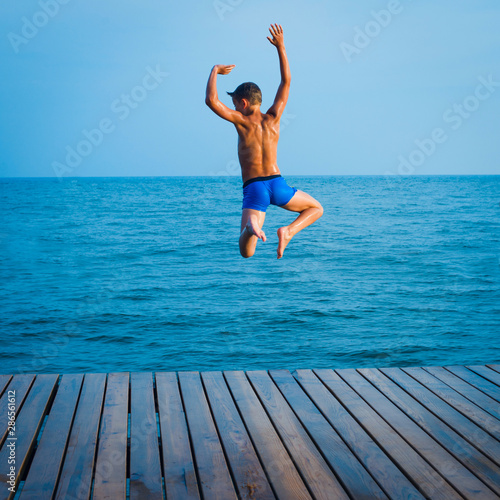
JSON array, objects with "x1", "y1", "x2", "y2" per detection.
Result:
[{"x1": 1, "y1": 0, "x2": 499, "y2": 178}]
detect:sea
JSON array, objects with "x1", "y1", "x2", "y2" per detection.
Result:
[{"x1": 1, "y1": 175, "x2": 499, "y2": 375}]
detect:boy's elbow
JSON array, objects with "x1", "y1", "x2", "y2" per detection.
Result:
[{"x1": 205, "y1": 96, "x2": 216, "y2": 108}]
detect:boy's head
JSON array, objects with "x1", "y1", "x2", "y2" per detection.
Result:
[{"x1": 227, "y1": 82, "x2": 262, "y2": 106}]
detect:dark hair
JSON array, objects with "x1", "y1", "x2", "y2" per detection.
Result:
[{"x1": 227, "y1": 82, "x2": 262, "y2": 105}]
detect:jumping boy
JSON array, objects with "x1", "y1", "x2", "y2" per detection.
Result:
[{"x1": 205, "y1": 24, "x2": 323, "y2": 259}]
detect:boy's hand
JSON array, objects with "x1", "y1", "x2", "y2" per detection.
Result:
[
  {"x1": 214, "y1": 64, "x2": 235, "y2": 75},
  {"x1": 267, "y1": 23, "x2": 284, "y2": 48}
]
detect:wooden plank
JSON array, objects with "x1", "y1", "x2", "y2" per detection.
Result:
[
  {"x1": 178, "y1": 371, "x2": 237, "y2": 500},
  {"x1": 129, "y1": 372, "x2": 163, "y2": 500},
  {"x1": 487, "y1": 364, "x2": 500, "y2": 374},
  {"x1": 467, "y1": 366, "x2": 500, "y2": 389},
  {"x1": 402, "y1": 367, "x2": 500, "y2": 439},
  {"x1": 314, "y1": 368, "x2": 463, "y2": 500},
  {"x1": 270, "y1": 369, "x2": 388, "y2": 499},
  {"x1": 156, "y1": 371, "x2": 200, "y2": 500},
  {"x1": 0, "y1": 376, "x2": 12, "y2": 398},
  {"x1": 201, "y1": 371, "x2": 275, "y2": 500},
  {"x1": 366, "y1": 368, "x2": 500, "y2": 495},
  {"x1": 19, "y1": 374, "x2": 84, "y2": 500},
  {"x1": 92, "y1": 372, "x2": 129, "y2": 500},
  {"x1": 247, "y1": 370, "x2": 349, "y2": 500},
  {"x1": 224, "y1": 370, "x2": 312, "y2": 500},
  {"x1": 294, "y1": 369, "x2": 424, "y2": 500},
  {"x1": 339, "y1": 368, "x2": 498, "y2": 500},
  {"x1": 0, "y1": 374, "x2": 59, "y2": 500},
  {"x1": 0, "y1": 374, "x2": 36, "y2": 448},
  {"x1": 446, "y1": 366, "x2": 500, "y2": 403},
  {"x1": 424, "y1": 366, "x2": 500, "y2": 420},
  {"x1": 54, "y1": 373, "x2": 106, "y2": 500}
]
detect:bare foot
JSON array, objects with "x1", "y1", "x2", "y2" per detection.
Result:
[
  {"x1": 246, "y1": 219, "x2": 266, "y2": 242},
  {"x1": 277, "y1": 226, "x2": 292, "y2": 259}
]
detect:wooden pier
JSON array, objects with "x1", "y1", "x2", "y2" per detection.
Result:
[{"x1": 1, "y1": 364, "x2": 500, "y2": 499}]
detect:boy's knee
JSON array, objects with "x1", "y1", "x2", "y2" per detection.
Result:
[
  {"x1": 239, "y1": 243, "x2": 255, "y2": 258},
  {"x1": 240, "y1": 249, "x2": 254, "y2": 258},
  {"x1": 316, "y1": 203, "x2": 324, "y2": 216}
]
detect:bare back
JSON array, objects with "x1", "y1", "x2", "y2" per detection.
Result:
[{"x1": 234, "y1": 112, "x2": 281, "y2": 183}]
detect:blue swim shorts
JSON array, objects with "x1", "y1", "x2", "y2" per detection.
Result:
[{"x1": 242, "y1": 174, "x2": 297, "y2": 212}]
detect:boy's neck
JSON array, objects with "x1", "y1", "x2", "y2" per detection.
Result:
[{"x1": 242, "y1": 105, "x2": 261, "y2": 116}]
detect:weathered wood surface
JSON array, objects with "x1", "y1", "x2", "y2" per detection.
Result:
[{"x1": 0, "y1": 364, "x2": 498, "y2": 499}]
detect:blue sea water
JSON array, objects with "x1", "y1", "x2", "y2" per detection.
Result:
[{"x1": 1, "y1": 175, "x2": 499, "y2": 374}]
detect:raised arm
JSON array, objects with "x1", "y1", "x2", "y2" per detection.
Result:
[
  {"x1": 266, "y1": 24, "x2": 291, "y2": 119},
  {"x1": 205, "y1": 64, "x2": 245, "y2": 124}
]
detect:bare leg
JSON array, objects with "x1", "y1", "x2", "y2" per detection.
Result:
[
  {"x1": 239, "y1": 209, "x2": 266, "y2": 258},
  {"x1": 277, "y1": 190, "x2": 323, "y2": 259}
]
